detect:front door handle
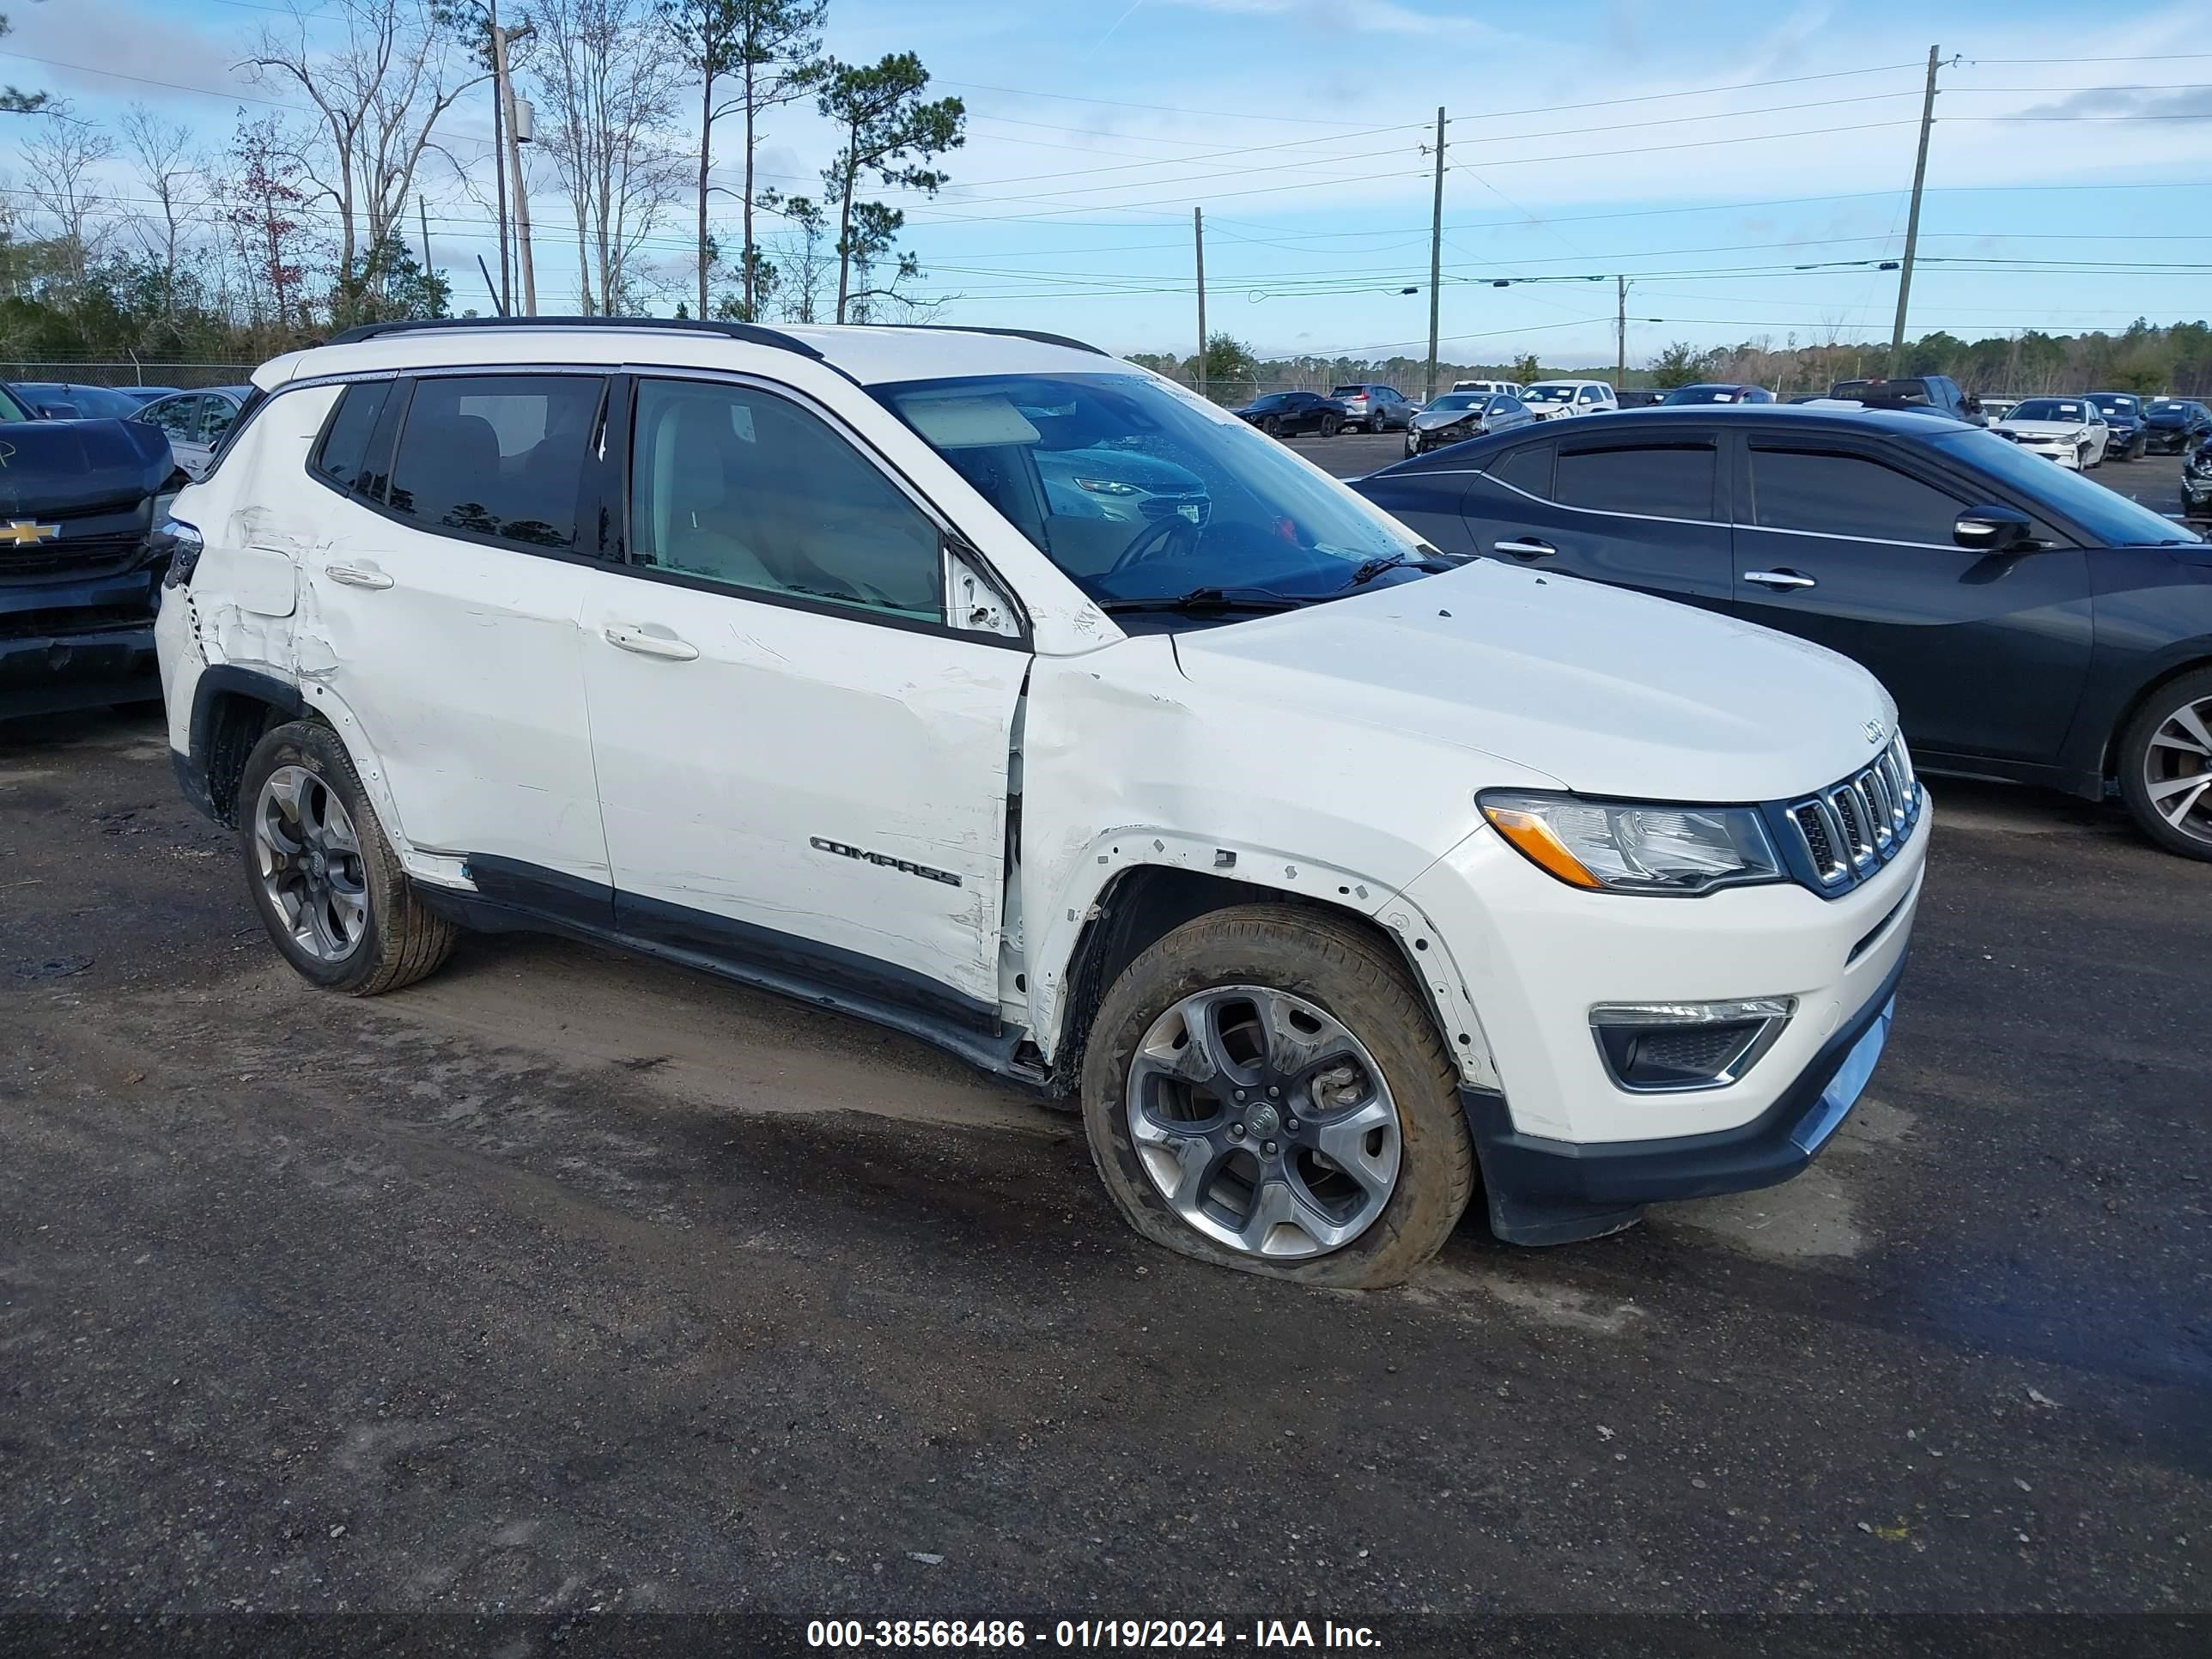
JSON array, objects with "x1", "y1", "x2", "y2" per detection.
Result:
[
  {"x1": 1494, "y1": 538, "x2": 1556, "y2": 559},
  {"x1": 1744, "y1": 568, "x2": 1817, "y2": 591},
  {"x1": 604, "y1": 623, "x2": 700, "y2": 662},
  {"x1": 324, "y1": 562, "x2": 393, "y2": 590}
]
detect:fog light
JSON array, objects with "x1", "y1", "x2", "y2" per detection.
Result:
[{"x1": 1589, "y1": 997, "x2": 1796, "y2": 1093}]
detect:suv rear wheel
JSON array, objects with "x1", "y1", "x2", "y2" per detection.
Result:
[
  {"x1": 2118, "y1": 668, "x2": 2212, "y2": 860},
  {"x1": 238, "y1": 720, "x2": 458, "y2": 993},
  {"x1": 1080, "y1": 904, "x2": 1474, "y2": 1288}
]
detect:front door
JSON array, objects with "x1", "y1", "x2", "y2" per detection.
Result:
[
  {"x1": 578, "y1": 374, "x2": 1026, "y2": 1028},
  {"x1": 1727, "y1": 436, "x2": 2094, "y2": 763}
]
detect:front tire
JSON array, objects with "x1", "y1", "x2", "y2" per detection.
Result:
[
  {"x1": 1079, "y1": 905, "x2": 1474, "y2": 1289},
  {"x1": 2118, "y1": 669, "x2": 2212, "y2": 860},
  {"x1": 238, "y1": 720, "x2": 459, "y2": 994}
]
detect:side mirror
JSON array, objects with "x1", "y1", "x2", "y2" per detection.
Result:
[{"x1": 1954, "y1": 506, "x2": 2034, "y2": 554}]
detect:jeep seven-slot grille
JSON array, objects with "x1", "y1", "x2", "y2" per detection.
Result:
[{"x1": 1782, "y1": 734, "x2": 1921, "y2": 891}]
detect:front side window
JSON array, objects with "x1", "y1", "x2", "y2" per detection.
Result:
[
  {"x1": 877, "y1": 373, "x2": 1419, "y2": 603},
  {"x1": 1747, "y1": 449, "x2": 1962, "y2": 544},
  {"x1": 385, "y1": 374, "x2": 601, "y2": 550},
  {"x1": 1556, "y1": 443, "x2": 1715, "y2": 520},
  {"x1": 629, "y1": 378, "x2": 943, "y2": 621},
  {"x1": 1577, "y1": 386, "x2": 1606, "y2": 404}
]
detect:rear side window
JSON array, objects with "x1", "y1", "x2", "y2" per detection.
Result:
[
  {"x1": 309, "y1": 381, "x2": 392, "y2": 495},
  {"x1": 1487, "y1": 441, "x2": 1553, "y2": 498},
  {"x1": 1747, "y1": 449, "x2": 1964, "y2": 545},
  {"x1": 1555, "y1": 443, "x2": 1715, "y2": 520},
  {"x1": 385, "y1": 374, "x2": 603, "y2": 550}
]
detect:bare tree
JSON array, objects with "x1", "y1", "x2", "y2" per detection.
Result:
[
  {"x1": 118, "y1": 103, "x2": 198, "y2": 295},
  {"x1": 246, "y1": 0, "x2": 487, "y2": 282},
  {"x1": 21, "y1": 106, "x2": 115, "y2": 292},
  {"x1": 759, "y1": 189, "x2": 830, "y2": 323},
  {"x1": 533, "y1": 0, "x2": 685, "y2": 313}
]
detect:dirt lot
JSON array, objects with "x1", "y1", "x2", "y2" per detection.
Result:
[{"x1": 2, "y1": 448, "x2": 2209, "y2": 1652}]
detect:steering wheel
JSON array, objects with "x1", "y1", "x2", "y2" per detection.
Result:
[{"x1": 1106, "y1": 515, "x2": 1199, "y2": 576}]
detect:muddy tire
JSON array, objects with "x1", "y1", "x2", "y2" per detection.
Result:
[
  {"x1": 1079, "y1": 904, "x2": 1474, "y2": 1289},
  {"x1": 237, "y1": 720, "x2": 458, "y2": 994}
]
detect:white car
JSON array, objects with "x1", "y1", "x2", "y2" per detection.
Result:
[
  {"x1": 154, "y1": 318, "x2": 1925, "y2": 1288},
  {"x1": 135, "y1": 386, "x2": 256, "y2": 482},
  {"x1": 1450, "y1": 379, "x2": 1523, "y2": 398},
  {"x1": 1520, "y1": 379, "x2": 1618, "y2": 420},
  {"x1": 1993, "y1": 397, "x2": 2110, "y2": 470}
]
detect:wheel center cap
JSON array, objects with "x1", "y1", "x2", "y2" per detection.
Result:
[
  {"x1": 1245, "y1": 1102, "x2": 1281, "y2": 1139},
  {"x1": 308, "y1": 849, "x2": 329, "y2": 880}
]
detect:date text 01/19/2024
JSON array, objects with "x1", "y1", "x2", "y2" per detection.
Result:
[{"x1": 805, "y1": 1620, "x2": 1382, "y2": 1650}]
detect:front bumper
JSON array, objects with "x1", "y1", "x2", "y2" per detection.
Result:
[
  {"x1": 0, "y1": 568, "x2": 162, "y2": 720},
  {"x1": 1398, "y1": 788, "x2": 1928, "y2": 1244},
  {"x1": 2004, "y1": 436, "x2": 2081, "y2": 468}
]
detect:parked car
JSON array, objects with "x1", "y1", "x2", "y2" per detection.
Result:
[
  {"x1": 1354, "y1": 402, "x2": 2212, "y2": 857},
  {"x1": 2143, "y1": 398, "x2": 2212, "y2": 455},
  {"x1": 1032, "y1": 441, "x2": 1211, "y2": 541},
  {"x1": 114, "y1": 386, "x2": 183, "y2": 407},
  {"x1": 1520, "y1": 380, "x2": 1617, "y2": 420},
  {"x1": 134, "y1": 386, "x2": 257, "y2": 482},
  {"x1": 2087, "y1": 392, "x2": 2148, "y2": 462},
  {"x1": 1328, "y1": 384, "x2": 1414, "y2": 434},
  {"x1": 1450, "y1": 379, "x2": 1523, "y2": 398},
  {"x1": 1977, "y1": 395, "x2": 2020, "y2": 423},
  {"x1": 13, "y1": 381, "x2": 150, "y2": 420},
  {"x1": 1402, "y1": 390, "x2": 1535, "y2": 457},
  {"x1": 1615, "y1": 389, "x2": 1666, "y2": 409},
  {"x1": 2184, "y1": 436, "x2": 2212, "y2": 520},
  {"x1": 0, "y1": 406, "x2": 178, "y2": 720},
  {"x1": 1661, "y1": 383, "x2": 1777, "y2": 405},
  {"x1": 1993, "y1": 397, "x2": 2109, "y2": 470},
  {"x1": 1828, "y1": 374, "x2": 1983, "y2": 424},
  {"x1": 1231, "y1": 389, "x2": 1348, "y2": 438},
  {"x1": 156, "y1": 315, "x2": 1925, "y2": 1285}
]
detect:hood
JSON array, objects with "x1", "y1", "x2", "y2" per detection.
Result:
[
  {"x1": 1170, "y1": 559, "x2": 1895, "y2": 804},
  {"x1": 1996, "y1": 419, "x2": 2088, "y2": 437},
  {"x1": 1413, "y1": 407, "x2": 1481, "y2": 431},
  {"x1": 0, "y1": 418, "x2": 173, "y2": 517}
]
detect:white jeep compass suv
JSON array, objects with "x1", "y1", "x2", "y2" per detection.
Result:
[{"x1": 155, "y1": 318, "x2": 1928, "y2": 1287}]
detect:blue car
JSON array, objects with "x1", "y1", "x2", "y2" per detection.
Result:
[{"x1": 2087, "y1": 392, "x2": 2148, "y2": 462}]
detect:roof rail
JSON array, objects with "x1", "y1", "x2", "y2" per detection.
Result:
[
  {"x1": 318, "y1": 315, "x2": 825, "y2": 360},
  {"x1": 879, "y1": 323, "x2": 1110, "y2": 357}
]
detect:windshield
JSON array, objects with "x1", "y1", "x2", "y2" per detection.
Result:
[
  {"x1": 1662, "y1": 385, "x2": 1741, "y2": 404},
  {"x1": 2011, "y1": 399, "x2": 2089, "y2": 422},
  {"x1": 877, "y1": 372, "x2": 1422, "y2": 603},
  {"x1": 1424, "y1": 394, "x2": 1482, "y2": 413},
  {"x1": 1930, "y1": 428, "x2": 2200, "y2": 546},
  {"x1": 0, "y1": 384, "x2": 27, "y2": 423},
  {"x1": 2089, "y1": 395, "x2": 2139, "y2": 416},
  {"x1": 1522, "y1": 385, "x2": 1576, "y2": 405}
]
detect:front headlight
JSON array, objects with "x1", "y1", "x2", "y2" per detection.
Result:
[
  {"x1": 1075, "y1": 477, "x2": 1141, "y2": 496},
  {"x1": 1478, "y1": 790, "x2": 1784, "y2": 895},
  {"x1": 157, "y1": 516, "x2": 204, "y2": 589}
]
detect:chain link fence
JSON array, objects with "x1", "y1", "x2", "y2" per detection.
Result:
[{"x1": 0, "y1": 362, "x2": 259, "y2": 391}]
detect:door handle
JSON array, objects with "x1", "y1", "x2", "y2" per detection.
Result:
[
  {"x1": 324, "y1": 562, "x2": 393, "y2": 590},
  {"x1": 1493, "y1": 538, "x2": 1556, "y2": 559},
  {"x1": 604, "y1": 623, "x2": 700, "y2": 662},
  {"x1": 1743, "y1": 568, "x2": 1817, "y2": 592}
]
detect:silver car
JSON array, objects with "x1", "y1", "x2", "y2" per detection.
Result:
[
  {"x1": 1403, "y1": 392, "x2": 1537, "y2": 457},
  {"x1": 135, "y1": 386, "x2": 254, "y2": 481}
]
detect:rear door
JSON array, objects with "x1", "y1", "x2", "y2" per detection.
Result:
[
  {"x1": 1462, "y1": 428, "x2": 1735, "y2": 610},
  {"x1": 1727, "y1": 434, "x2": 2093, "y2": 762}
]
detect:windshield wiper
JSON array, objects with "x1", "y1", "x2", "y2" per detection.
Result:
[
  {"x1": 1098, "y1": 586, "x2": 1311, "y2": 615},
  {"x1": 1337, "y1": 548, "x2": 1457, "y2": 590}
]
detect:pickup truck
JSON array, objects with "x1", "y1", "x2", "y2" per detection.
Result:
[
  {"x1": 0, "y1": 412, "x2": 181, "y2": 720},
  {"x1": 1827, "y1": 374, "x2": 1984, "y2": 425}
]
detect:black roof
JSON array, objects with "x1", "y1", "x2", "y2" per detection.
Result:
[{"x1": 1538, "y1": 404, "x2": 1968, "y2": 437}]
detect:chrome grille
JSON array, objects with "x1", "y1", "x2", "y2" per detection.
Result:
[
  {"x1": 1139, "y1": 493, "x2": 1212, "y2": 526},
  {"x1": 1781, "y1": 734, "x2": 1922, "y2": 892}
]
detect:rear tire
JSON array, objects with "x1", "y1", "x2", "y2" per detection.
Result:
[
  {"x1": 1320, "y1": 415, "x2": 1342, "y2": 437},
  {"x1": 1079, "y1": 904, "x2": 1474, "y2": 1289},
  {"x1": 237, "y1": 720, "x2": 459, "y2": 994},
  {"x1": 2118, "y1": 669, "x2": 2212, "y2": 861}
]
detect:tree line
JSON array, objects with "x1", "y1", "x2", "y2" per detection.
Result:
[{"x1": 0, "y1": 0, "x2": 965, "y2": 368}]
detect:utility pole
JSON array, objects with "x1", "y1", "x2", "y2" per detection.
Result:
[
  {"x1": 417, "y1": 193, "x2": 433, "y2": 286},
  {"x1": 1425, "y1": 106, "x2": 1445, "y2": 404},
  {"x1": 493, "y1": 16, "x2": 538, "y2": 316},
  {"x1": 1616, "y1": 274, "x2": 1626, "y2": 390},
  {"x1": 488, "y1": 0, "x2": 510, "y2": 314},
  {"x1": 1889, "y1": 44, "x2": 1941, "y2": 373},
  {"x1": 1194, "y1": 206, "x2": 1208, "y2": 401}
]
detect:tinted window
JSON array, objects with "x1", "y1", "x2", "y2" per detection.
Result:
[
  {"x1": 386, "y1": 375, "x2": 600, "y2": 550},
  {"x1": 631, "y1": 378, "x2": 943, "y2": 621},
  {"x1": 1487, "y1": 441, "x2": 1553, "y2": 498},
  {"x1": 1927, "y1": 428, "x2": 2199, "y2": 548},
  {"x1": 204, "y1": 395, "x2": 242, "y2": 442},
  {"x1": 310, "y1": 381, "x2": 393, "y2": 495},
  {"x1": 1555, "y1": 443, "x2": 1714, "y2": 519},
  {"x1": 1748, "y1": 449, "x2": 1963, "y2": 544},
  {"x1": 1577, "y1": 386, "x2": 1606, "y2": 404},
  {"x1": 142, "y1": 394, "x2": 204, "y2": 442}
]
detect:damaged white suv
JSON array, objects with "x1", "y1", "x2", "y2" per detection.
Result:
[{"x1": 156, "y1": 319, "x2": 1928, "y2": 1287}]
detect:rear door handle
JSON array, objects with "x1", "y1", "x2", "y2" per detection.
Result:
[
  {"x1": 1493, "y1": 538, "x2": 1555, "y2": 559},
  {"x1": 324, "y1": 562, "x2": 393, "y2": 591},
  {"x1": 604, "y1": 623, "x2": 700, "y2": 662},
  {"x1": 1744, "y1": 568, "x2": 1817, "y2": 592}
]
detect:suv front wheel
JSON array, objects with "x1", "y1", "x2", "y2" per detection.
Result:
[
  {"x1": 238, "y1": 720, "x2": 458, "y2": 994},
  {"x1": 1080, "y1": 904, "x2": 1474, "y2": 1288}
]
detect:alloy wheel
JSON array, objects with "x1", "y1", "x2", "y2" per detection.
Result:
[
  {"x1": 2142, "y1": 695, "x2": 2212, "y2": 846},
  {"x1": 253, "y1": 764, "x2": 369, "y2": 961},
  {"x1": 1124, "y1": 985, "x2": 1401, "y2": 1260}
]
